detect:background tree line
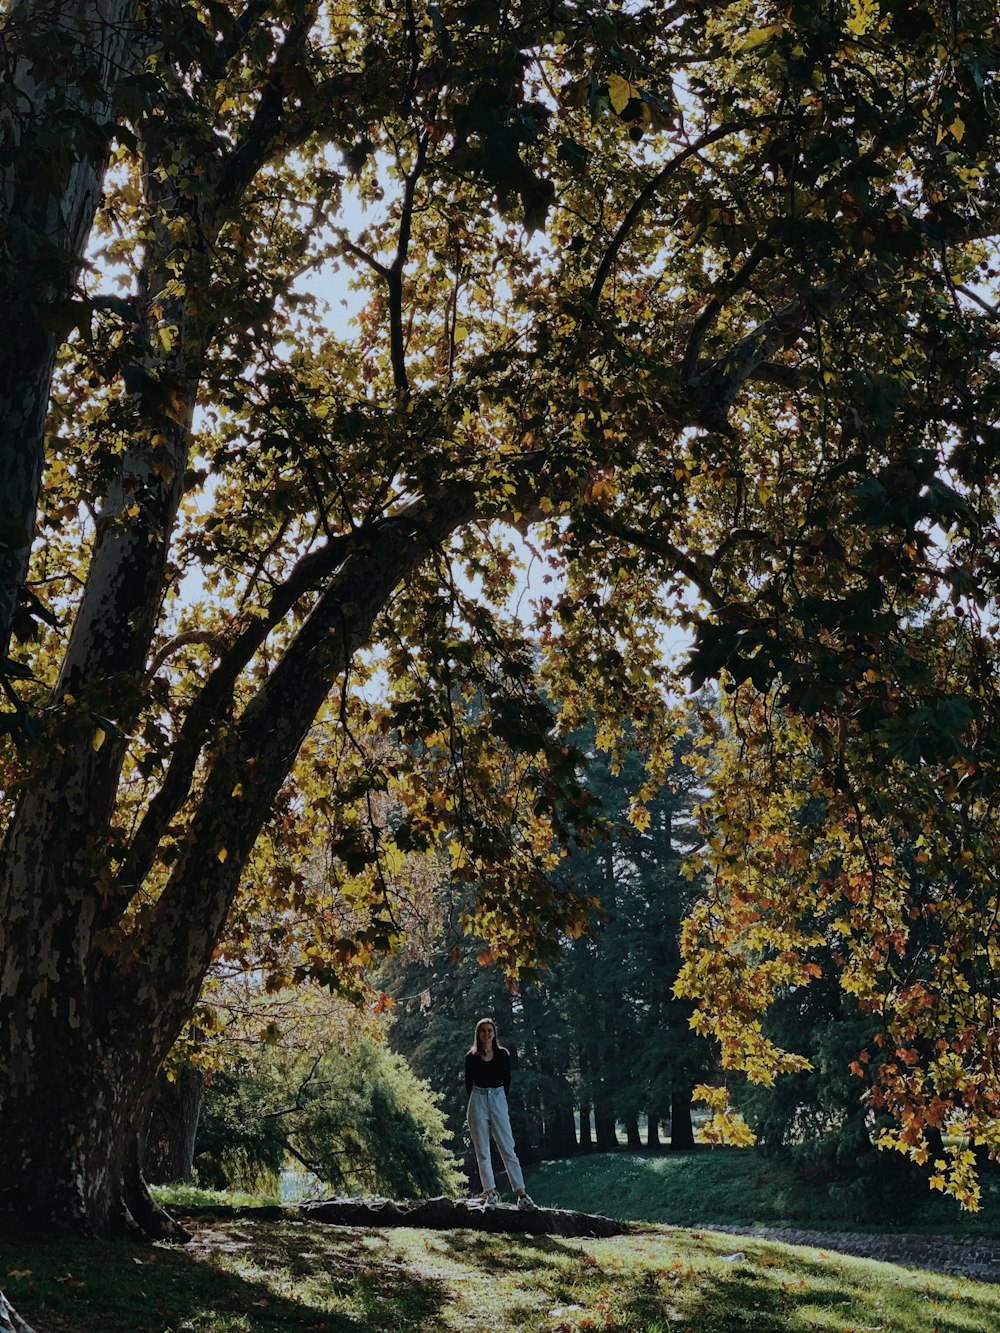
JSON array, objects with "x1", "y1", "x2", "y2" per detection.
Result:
[{"x1": 379, "y1": 715, "x2": 715, "y2": 1176}]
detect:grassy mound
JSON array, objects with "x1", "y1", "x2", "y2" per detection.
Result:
[
  {"x1": 524, "y1": 1148, "x2": 1000, "y2": 1235},
  {"x1": 2, "y1": 1214, "x2": 996, "y2": 1332}
]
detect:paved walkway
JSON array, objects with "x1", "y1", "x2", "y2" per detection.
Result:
[{"x1": 702, "y1": 1224, "x2": 1000, "y2": 1283}]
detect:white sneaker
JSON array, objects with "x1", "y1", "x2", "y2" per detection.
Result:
[
  {"x1": 516, "y1": 1193, "x2": 537, "y2": 1211},
  {"x1": 483, "y1": 1189, "x2": 500, "y2": 1209}
]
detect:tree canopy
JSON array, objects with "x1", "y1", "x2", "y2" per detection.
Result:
[{"x1": 0, "y1": 0, "x2": 998, "y2": 1248}]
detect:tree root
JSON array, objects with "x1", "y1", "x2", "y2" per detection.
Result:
[{"x1": 174, "y1": 1195, "x2": 626, "y2": 1238}]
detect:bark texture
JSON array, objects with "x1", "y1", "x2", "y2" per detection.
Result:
[
  {"x1": 144, "y1": 1066, "x2": 205, "y2": 1185},
  {"x1": 0, "y1": 0, "x2": 139, "y2": 655},
  {"x1": 0, "y1": 489, "x2": 480, "y2": 1233}
]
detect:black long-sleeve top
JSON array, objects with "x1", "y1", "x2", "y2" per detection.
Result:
[{"x1": 465, "y1": 1047, "x2": 511, "y2": 1097}]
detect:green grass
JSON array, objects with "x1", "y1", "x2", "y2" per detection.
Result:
[
  {"x1": 524, "y1": 1148, "x2": 1000, "y2": 1235},
  {"x1": 2, "y1": 1215, "x2": 997, "y2": 1332},
  {"x1": 152, "y1": 1183, "x2": 282, "y2": 1209}
]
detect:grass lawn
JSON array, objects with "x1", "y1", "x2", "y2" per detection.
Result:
[
  {"x1": 2, "y1": 1214, "x2": 998, "y2": 1332},
  {"x1": 524, "y1": 1148, "x2": 1000, "y2": 1236}
]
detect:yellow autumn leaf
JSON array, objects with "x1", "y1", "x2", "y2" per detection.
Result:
[
  {"x1": 607, "y1": 73, "x2": 637, "y2": 115},
  {"x1": 629, "y1": 801, "x2": 651, "y2": 832},
  {"x1": 949, "y1": 116, "x2": 965, "y2": 142},
  {"x1": 216, "y1": 846, "x2": 228, "y2": 863},
  {"x1": 92, "y1": 726, "x2": 106, "y2": 752}
]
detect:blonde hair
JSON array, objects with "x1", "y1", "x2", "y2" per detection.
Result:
[{"x1": 469, "y1": 1016, "x2": 503, "y2": 1057}]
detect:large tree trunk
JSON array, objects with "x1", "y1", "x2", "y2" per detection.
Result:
[
  {"x1": 0, "y1": 0, "x2": 139, "y2": 655},
  {"x1": 646, "y1": 1113, "x2": 662, "y2": 1149},
  {"x1": 542, "y1": 1101, "x2": 577, "y2": 1158},
  {"x1": 144, "y1": 1065, "x2": 205, "y2": 1185},
  {"x1": 623, "y1": 1111, "x2": 642, "y2": 1150},
  {"x1": 0, "y1": 984, "x2": 183, "y2": 1237}
]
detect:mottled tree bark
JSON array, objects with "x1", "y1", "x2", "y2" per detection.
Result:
[
  {"x1": 144, "y1": 1066, "x2": 205, "y2": 1185},
  {"x1": 0, "y1": 0, "x2": 139, "y2": 655}
]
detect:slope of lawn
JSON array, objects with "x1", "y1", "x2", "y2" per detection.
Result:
[
  {"x1": 2, "y1": 1214, "x2": 998, "y2": 1333},
  {"x1": 524, "y1": 1148, "x2": 1000, "y2": 1235}
]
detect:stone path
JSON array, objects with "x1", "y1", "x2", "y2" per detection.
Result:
[{"x1": 701, "y1": 1223, "x2": 1000, "y2": 1283}]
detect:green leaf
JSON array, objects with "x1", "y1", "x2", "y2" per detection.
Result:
[{"x1": 737, "y1": 24, "x2": 783, "y2": 53}]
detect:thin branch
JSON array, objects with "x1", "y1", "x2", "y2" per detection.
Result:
[
  {"x1": 681, "y1": 238, "x2": 772, "y2": 387},
  {"x1": 333, "y1": 229, "x2": 391, "y2": 280},
  {"x1": 587, "y1": 122, "x2": 748, "y2": 313},
  {"x1": 387, "y1": 133, "x2": 429, "y2": 401},
  {"x1": 584, "y1": 509, "x2": 724, "y2": 610},
  {"x1": 956, "y1": 283, "x2": 999, "y2": 320},
  {"x1": 259, "y1": 1051, "x2": 324, "y2": 1119},
  {"x1": 148, "y1": 629, "x2": 221, "y2": 678}
]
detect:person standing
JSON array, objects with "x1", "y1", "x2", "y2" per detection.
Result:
[{"x1": 465, "y1": 1016, "x2": 536, "y2": 1209}]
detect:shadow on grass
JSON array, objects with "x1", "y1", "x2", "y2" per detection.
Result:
[
  {"x1": 0, "y1": 1223, "x2": 450, "y2": 1333},
  {"x1": 682, "y1": 1253, "x2": 997, "y2": 1333},
  {"x1": 437, "y1": 1228, "x2": 999, "y2": 1333}
]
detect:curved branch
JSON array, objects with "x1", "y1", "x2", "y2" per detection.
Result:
[
  {"x1": 128, "y1": 487, "x2": 482, "y2": 1050},
  {"x1": 587, "y1": 122, "x2": 748, "y2": 313},
  {"x1": 681, "y1": 238, "x2": 771, "y2": 387},
  {"x1": 148, "y1": 629, "x2": 221, "y2": 678},
  {"x1": 584, "y1": 508, "x2": 724, "y2": 609},
  {"x1": 114, "y1": 530, "x2": 354, "y2": 901}
]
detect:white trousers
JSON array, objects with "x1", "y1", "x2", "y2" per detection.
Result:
[{"x1": 467, "y1": 1086, "x2": 525, "y2": 1193}]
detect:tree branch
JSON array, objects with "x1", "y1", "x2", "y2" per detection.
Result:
[
  {"x1": 956, "y1": 283, "x2": 999, "y2": 320},
  {"x1": 148, "y1": 629, "x2": 221, "y2": 678},
  {"x1": 129, "y1": 487, "x2": 482, "y2": 1050},
  {"x1": 114, "y1": 530, "x2": 354, "y2": 901},
  {"x1": 387, "y1": 133, "x2": 429, "y2": 401},
  {"x1": 587, "y1": 122, "x2": 748, "y2": 314},
  {"x1": 584, "y1": 509, "x2": 724, "y2": 610},
  {"x1": 686, "y1": 293, "x2": 810, "y2": 430},
  {"x1": 215, "y1": 3, "x2": 321, "y2": 206},
  {"x1": 681, "y1": 239, "x2": 772, "y2": 388}
]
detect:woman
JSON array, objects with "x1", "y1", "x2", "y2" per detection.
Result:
[{"x1": 465, "y1": 1016, "x2": 536, "y2": 1210}]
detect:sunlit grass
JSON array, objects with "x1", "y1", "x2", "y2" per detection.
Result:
[
  {"x1": 2, "y1": 1216, "x2": 997, "y2": 1332},
  {"x1": 152, "y1": 1183, "x2": 281, "y2": 1209}
]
